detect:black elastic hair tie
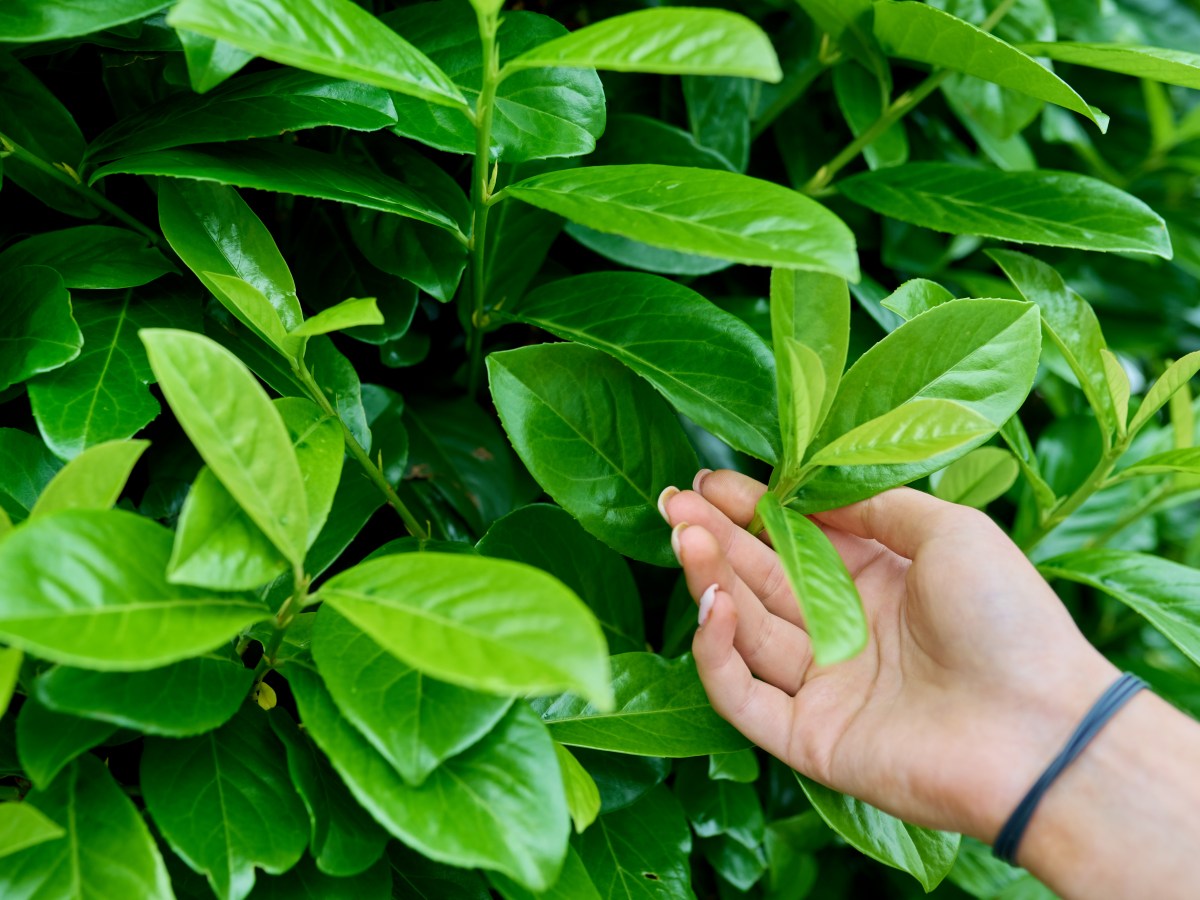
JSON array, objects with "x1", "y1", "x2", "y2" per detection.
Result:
[{"x1": 993, "y1": 672, "x2": 1148, "y2": 865}]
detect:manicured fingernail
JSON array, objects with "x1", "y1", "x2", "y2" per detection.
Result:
[
  {"x1": 657, "y1": 485, "x2": 679, "y2": 523},
  {"x1": 693, "y1": 468, "x2": 713, "y2": 493},
  {"x1": 670, "y1": 522, "x2": 689, "y2": 561},
  {"x1": 698, "y1": 583, "x2": 718, "y2": 627}
]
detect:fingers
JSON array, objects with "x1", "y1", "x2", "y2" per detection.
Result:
[
  {"x1": 692, "y1": 469, "x2": 768, "y2": 528},
  {"x1": 692, "y1": 588, "x2": 797, "y2": 765},
  {"x1": 811, "y1": 487, "x2": 990, "y2": 560},
  {"x1": 675, "y1": 523, "x2": 812, "y2": 694}
]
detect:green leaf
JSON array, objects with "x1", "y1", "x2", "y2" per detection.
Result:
[
  {"x1": 1130, "y1": 350, "x2": 1200, "y2": 434},
  {"x1": 530, "y1": 653, "x2": 750, "y2": 756},
  {"x1": 1040, "y1": 550, "x2": 1200, "y2": 667},
  {"x1": 142, "y1": 328, "x2": 309, "y2": 567},
  {"x1": 289, "y1": 664, "x2": 570, "y2": 892},
  {"x1": 809, "y1": 398, "x2": 995, "y2": 466},
  {"x1": 840, "y1": 164, "x2": 1171, "y2": 257},
  {"x1": 492, "y1": 845, "x2": 601, "y2": 900},
  {"x1": 702, "y1": 835, "x2": 767, "y2": 891},
  {"x1": 0, "y1": 428, "x2": 61, "y2": 523},
  {"x1": 318, "y1": 552, "x2": 612, "y2": 706},
  {"x1": 487, "y1": 342, "x2": 699, "y2": 566},
  {"x1": 501, "y1": 272, "x2": 779, "y2": 462},
  {"x1": 576, "y1": 749, "x2": 670, "y2": 815},
  {"x1": 205, "y1": 273, "x2": 301, "y2": 359},
  {"x1": 0, "y1": 227, "x2": 173, "y2": 289},
  {"x1": 872, "y1": 0, "x2": 1107, "y2": 130},
  {"x1": 275, "y1": 397, "x2": 343, "y2": 548},
  {"x1": 87, "y1": 70, "x2": 396, "y2": 162},
  {"x1": 177, "y1": 30, "x2": 254, "y2": 94},
  {"x1": 29, "y1": 439, "x2": 148, "y2": 517},
  {"x1": 555, "y1": 744, "x2": 601, "y2": 835},
  {"x1": 16, "y1": 694, "x2": 117, "y2": 790},
  {"x1": 388, "y1": 843, "x2": 493, "y2": 899},
  {"x1": 0, "y1": 0, "x2": 170, "y2": 41},
  {"x1": 0, "y1": 510, "x2": 266, "y2": 670},
  {"x1": 795, "y1": 298, "x2": 1041, "y2": 510},
  {"x1": 794, "y1": 0, "x2": 890, "y2": 92},
  {"x1": 95, "y1": 142, "x2": 462, "y2": 235},
  {"x1": 1020, "y1": 42, "x2": 1200, "y2": 88},
  {"x1": 247, "y1": 854, "x2": 392, "y2": 899},
  {"x1": 291, "y1": 297, "x2": 383, "y2": 336},
  {"x1": 1117, "y1": 447, "x2": 1200, "y2": 479},
  {"x1": 0, "y1": 756, "x2": 172, "y2": 899},
  {"x1": 775, "y1": 340, "x2": 826, "y2": 487},
  {"x1": 574, "y1": 785, "x2": 693, "y2": 899},
  {"x1": 684, "y1": 75, "x2": 755, "y2": 172},
  {"x1": 796, "y1": 773, "x2": 960, "y2": 892},
  {"x1": 709, "y1": 749, "x2": 760, "y2": 784},
  {"x1": 504, "y1": 165, "x2": 859, "y2": 278},
  {"x1": 674, "y1": 758, "x2": 764, "y2": 848},
  {"x1": 477, "y1": 504, "x2": 645, "y2": 655},
  {"x1": 930, "y1": 446, "x2": 1020, "y2": 508},
  {"x1": 503, "y1": 8, "x2": 782, "y2": 81},
  {"x1": 880, "y1": 278, "x2": 955, "y2": 320},
  {"x1": 0, "y1": 647, "x2": 20, "y2": 716},
  {"x1": 312, "y1": 605, "x2": 513, "y2": 786},
  {"x1": 833, "y1": 63, "x2": 908, "y2": 170},
  {"x1": 0, "y1": 803, "x2": 64, "y2": 859},
  {"x1": 142, "y1": 703, "x2": 309, "y2": 900},
  {"x1": 1101, "y1": 349, "x2": 1131, "y2": 436},
  {"x1": 167, "y1": 0, "x2": 467, "y2": 110},
  {"x1": 268, "y1": 710, "x2": 389, "y2": 877},
  {"x1": 756, "y1": 494, "x2": 868, "y2": 665},
  {"x1": 26, "y1": 292, "x2": 179, "y2": 460},
  {"x1": 36, "y1": 652, "x2": 253, "y2": 737},
  {"x1": 0, "y1": 266, "x2": 82, "y2": 393}
]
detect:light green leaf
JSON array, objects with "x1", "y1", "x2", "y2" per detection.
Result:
[
  {"x1": 16, "y1": 694, "x2": 117, "y2": 790},
  {"x1": 0, "y1": 803, "x2": 64, "y2": 859},
  {"x1": 556, "y1": 744, "x2": 602, "y2": 835},
  {"x1": 0, "y1": 226, "x2": 173, "y2": 289},
  {"x1": 757, "y1": 494, "x2": 868, "y2": 665},
  {"x1": 872, "y1": 0, "x2": 1107, "y2": 130},
  {"x1": 318, "y1": 552, "x2": 612, "y2": 707},
  {"x1": 840, "y1": 164, "x2": 1171, "y2": 257},
  {"x1": 30, "y1": 439, "x2": 148, "y2": 518},
  {"x1": 0, "y1": 509, "x2": 267, "y2": 670},
  {"x1": 500, "y1": 272, "x2": 779, "y2": 462},
  {"x1": 0, "y1": 429, "x2": 61, "y2": 523},
  {"x1": 531, "y1": 653, "x2": 750, "y2": 756},
  {"x1": 168, "y1": 0, "x2": 467, "y2": 109},
  {"x1": 0, "y1": 647, "x2": 20, "y2": 715},
  {"x1": 177, "y1": 30, "x2": 254, "y2": 94},
  {"x1": 0, "y1": 508, "x2": 10, "y2": 541},
  {"x1": 142, "y1": 704, "x2": 309, "y2": 900},
  {"x1": 1130, "y1": 350, "x2": 1200, "y2": 435},
  {"x1": 1100, "y1": 349, "x2": 1131, "y2": 436},
  {"x1": 880, "y1": 278, "x2": 955, "y2": 320},
  {"x1": 0, "y1": 266, "x2": 82, "y2": 393},
  {"x1": 1116, "y1": 448, "x2": 1200, "y2": 479},
  {"x1": 205, "y1": 273, "x2": 301, "y2": 359},
  {"x1": 0, "y1": 756, "x2": 173, "y2": 899},
  {"x1": 1040, "y1": 550, "x2": 1200, "y2": 667},
  {"x1": 312, "y1": 605, "x2": 513, "y2": 786},
  {"x1": 141, "y1": 328, "x2": 308, "y2": 567},
  {"x1": 289, "y1": 664, "x2": 570, "y2": 892},
  {"x1": 503, "y1": 8, "x2": 782, "y2": 81},
  {"x1": 796, "y1": 773, "x2": 959, "y2": 891},
  {"x1": 504, "y1": 165, "x2": 859, "y2": 278},
  {"x1": 776, "y1": 340, "x2": 826, "y2": 483},
  {"x1": 291, "y1": 297, "x2": 383, "y2": 336},
  {"x1": 809, "y1": 398, "x2": 995, "y2": 467},
  {"x1": 930, "y1": 446, "x2": 1020, "y2": 508},
  {"x1": 0, "y1": 0, "x2": 170, "y2": 41},
  {"x1": 1020, "y1": 42, "x2": 1200, "y2": 88}
]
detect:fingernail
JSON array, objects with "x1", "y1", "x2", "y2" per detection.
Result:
[
  {"x1": 657, "y1": 485, "x2": 679, "y2": 524},
  {"x1": 698, "y1": 583, "x2": 718, "y2": 627},
  {"x1": 670, "y1": 522, "x2": 689, "y2": 561},
  {"x1": 693, "y1": 468, "x2": 713, "y2": 493}
]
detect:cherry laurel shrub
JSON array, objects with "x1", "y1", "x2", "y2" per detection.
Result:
[{"x1": 1, "y1": 0, "x2": 1199, "y2": 896}]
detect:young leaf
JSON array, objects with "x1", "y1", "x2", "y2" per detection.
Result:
[
  {"x1": 872, "y1": 0, "x2": 1107, "y2": 130},
  {"x1": 794, "y1": 0, "x2": 890, "y2": 92},
  {"x1": 555, "y1": 744, "x2": 601, "y2": 835},
  {"x1": 0, "y1": 803, "x2": 64, "y2": 859},
  {"x1": 929, "y1": 446, "x2": 1020, "y2": 508},
  {"x1": 289, "y1": 665, "x2": 570, "y2": 893},
  {"x1": 30, "y1": 439, "x2": 148, "y2": 517},
  {"x1": 840, "y1": 164, "x2": 1172, "y2": 257},
  {"x1": 317, "y1": 552, "x2": 612, "y2": 707},
  {"x1": 204, "y1": 273, "x2": 302, "y2": 359},
  {"x1": 0, "y1": 226, "x2": 173, "y2": 289},
  {"x1": 1116, "y1": 447, "x2": 1200, "y2": 479},
  {"x1": 177, "y1": 30, "x2": 254, "y2": 94},
  {"x1": 530, "y1": 653, "x2": 750, "y2": 756},
  {"x1": 808, "y1": 398, "x2": 995, "y2": 467},
  {"x1": 142, "y1": 703, "x2": 309, "y2": 900},
  {"x1": 0, "y1": 266, "x2": 82, "y2": 393},
  {"x1": 499, "y1": 272, "x2": 779, "y2": 462},
  {"x1": 16, "y1": 695, "x2": 118, "y2": 790},
  {"x1": 168, "y1": 0, "x2": 467, "y2": 110},
  {"x1": 0, "y1": 756, "x2": 173, "y2": 900},
  {"x1": 0, "y1": 647, "x2": 20, "y2": 717},
  {"x1": 0, "y1": 510, "x2": 266, "y2": 670},
  {"x1": 504, "y1": 165, "x2": 859, "y2": 278},
  {"x1": 756, "y1": 493, "x2": 868, "y2": 666},
  {"x1": 502, "y1": 8, "x2": 783, "y2": 81},
  {"x1": 290, "y1": 297, "x2": 383, "y2": 336},
  {"x1": 141, "y1": 328, "x2": 309, "y2": 567},
  {"x1": 1100, "y1": 349, "x2": 1131, "y2": 436},
  {"x1": 833, "y1": 62, "x2": 908, "y2": 170},
  {"x1": 487, "y1": 342, "x2": 699, "y2": 566},
  {"x1": 1020, "y1": 43, "x2": 1200, "y2": 89},
  {"x1": 1129, "y1": 350, "x2": 1200, "y2": 435},
  {"x1": 796, "y1": 773, "x2": 960, "y2": 891},
  {"x1": 777, "y1": 341, "x2": 826, "y2": 480},
  {"x1": 880, "y1": 278, "x2": 955, "y2": 320},
  {"x1": 0, "y1": 428, "x2": 62, "y2": 523}
]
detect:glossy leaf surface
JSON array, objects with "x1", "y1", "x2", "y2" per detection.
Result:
[
  {"x1": 29, "y1": 439, "x2": 147, "y2": 517},
  {"x1": 0, "y1": 227, "x2": 172, "y2": 289},
  {"x1": 1021, "y1": 42, "x2": 1200, "y2": 88},
  {"x1": 0, "y1": 0, "x2": 170, "y2": 41},
  {"x1": 809, "y1": 398, "x2": 995, "y2": 467},
  {"x1": 0, "y1": 266, "x2": 81, "y2": 393},
  {"x1": 0, "y1": 428, "x2": 61, "y2": 522}
]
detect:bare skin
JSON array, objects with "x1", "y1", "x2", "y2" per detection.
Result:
[{"x1": 660, "y1": 469, "x2": 1200, "y2": 899}]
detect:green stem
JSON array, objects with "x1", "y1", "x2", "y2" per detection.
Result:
[
  {"x1": 465, "y1": 10, "x2": 501, "y2": 397},
  {"x1": 0, "y1": 133, "x2": 164, "y2": 246},
  {"x1": 259, "y1": 562, "x2": 308, "y2": 679},
  {"x1": 294, "y1": 361, "x2": 429, "y2": 540},
  {"x1": 1020, "y1": 440, "x2": 1130, "y2": 553}
]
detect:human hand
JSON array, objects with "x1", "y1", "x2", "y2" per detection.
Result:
[{"x1": 659, "y1": 469, "x2": 1118, "y2": 841}]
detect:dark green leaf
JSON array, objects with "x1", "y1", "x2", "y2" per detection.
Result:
[
  {"x1": 833, "y1": 63, "x2": 908, "y2": 170},
  {"x1": 29, "y1": 439, "x2": 147, "y2": 517},
  {"x1": 0, "y1": 227, "x2": 173, "y2": 289},
  {"x1": 674, "y1": 758, "x2": 765, "y2": 848},
  {"x1": 700, "y1": 835, "x2": 767, "y2": 891},
  {"x1": 794, "y1": 0, "x2": 890, "y2": 92},
  {"x1": 0, "y1": 266, "x2": 82, "y2": 393},
  {"x1": 531, "y1": 653, "x2": 750, "y2": 756},
  {"x1": 492, "y1": 846, "x2": 601, "y2": 900},
  {"x1": 388, "y1": 843, "x2": 492, "y2": 900},
  {"x1": 1021, "y1": 42, "x2": 1200, "y2": 88},
  {"x1": 573, "y1": 748, "x2": 670, "y2": 815},
  {"x1": 246, "y1": 854, "x2": 392, "y2": 900},
  {"x1": 0, "y1": 428, "x2": 62, "y2": 522},
  {"x1": 16, "y1": 694, "x2": 117, "y2": 790},
  {"x1": 487, "y1": 342, "x2": 699, "y2": 566},
  {"x1": 709, "y1": 749, "x2": 760, "y2": 783},
  {"x1": 683, "y1": 76, "x2": 755, "y2": 172}
]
